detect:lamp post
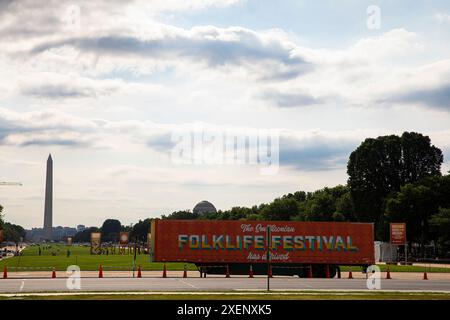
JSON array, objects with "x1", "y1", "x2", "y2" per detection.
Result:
[
  {"x1": 266, "y1": 225, "x2": 271, "y2": 292},
  {"x1": 421, "y1": 219, "x2": 425, "y2": 259},
  {"x1": 132, "y1": 236, "x2": 137, "y2": 278}
]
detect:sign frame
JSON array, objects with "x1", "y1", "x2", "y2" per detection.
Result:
[
  {"x1": 390, "y1": 223, "x2": 407, "y2": 245},
  {"x1": 90, "y1": 232, "x2": 102, "y2": 255}
]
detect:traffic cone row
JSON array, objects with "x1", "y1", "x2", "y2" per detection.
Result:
[{"x1": 0, "y1": 263, "x2": 432, "y2": 280}]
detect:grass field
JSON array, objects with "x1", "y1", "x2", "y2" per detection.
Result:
[
  {"x1": 1, "y1": 291, "x2": 450, "y2": 300},
  {"x1": 0, "y1": 244, "x2": 197, "y2": 271},
  {"x1": 0, "y1": 244, "x2": 449, "y2": 273}
]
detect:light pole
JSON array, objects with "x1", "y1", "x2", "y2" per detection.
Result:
[
  {"x1": 421, "y1": 219, "x2": 425, "y2": 259},
  {"x1": 132, "y1": 236, "x2": 137, "y2": 278},
  {"x1": 266, "y1": 225, "x2": 271, "y2": 292}
]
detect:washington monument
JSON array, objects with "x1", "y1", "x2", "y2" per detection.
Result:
[{"x1": 43, "y1": 154, "x2": 53, "y2": 240}]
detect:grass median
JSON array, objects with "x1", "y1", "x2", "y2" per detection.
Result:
[{"x1": 1, "y1": 291, "x2": 450, "y2": 300}]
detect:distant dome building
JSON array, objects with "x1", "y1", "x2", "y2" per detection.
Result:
[{"x1": 193, "y1": 201, "x2": 217, "y2": 216}]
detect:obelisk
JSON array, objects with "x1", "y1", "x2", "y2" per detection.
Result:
[{"x1": 43, "y1": 154, "x2": 53, "y2": 240}]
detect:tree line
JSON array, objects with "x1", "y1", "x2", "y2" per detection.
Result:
[
  {"x1": 163, "y1": 132, "x2": 450, "y2": 257},
  {"x1": 73, "y1": 218, "x2": 151, "y2": 243},
  {"x1": 0, "y1": 205, "x2": 26, "y2": 243},
  {"x1": 1, "y1": 132, "x2": 449, "y2": 257}
]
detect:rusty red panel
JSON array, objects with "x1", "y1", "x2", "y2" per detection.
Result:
[{"x1": 152, "y1": 220, "x2": 375, "y2": 265}]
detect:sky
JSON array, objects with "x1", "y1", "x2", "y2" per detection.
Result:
[{"x1": 0, "y1": 0, "x2": 450, "y2": 229}]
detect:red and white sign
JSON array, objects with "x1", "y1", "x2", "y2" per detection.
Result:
[{"x1": 390, "y1": 223, "x2": 406, "y2": 245}]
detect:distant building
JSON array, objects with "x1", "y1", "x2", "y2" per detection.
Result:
[
  {"x1": 77, "y1": 225, "x2": 86, "y2": 232},
  {"x1": 193, "y1": 201, "x2": 217, "y2": 216},
  {"x1": 26, "y1": 226, "x2": 77, "y2": 242}
]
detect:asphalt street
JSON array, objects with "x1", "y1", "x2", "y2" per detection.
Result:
[{"x1": 1, "y1": 277, "x2": 450, "y2": 293}]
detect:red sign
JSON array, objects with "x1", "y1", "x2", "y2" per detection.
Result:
[
  {"x1": 390, "y1": 223, "x2": 406, "y2": 245},
  {"x1": 151, "y1": 220, "x2": 375, "y2": 265}
]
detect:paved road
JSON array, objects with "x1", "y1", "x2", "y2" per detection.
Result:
[{"x1": 1, "y1": 277, "x2": 450, "y2": 293}]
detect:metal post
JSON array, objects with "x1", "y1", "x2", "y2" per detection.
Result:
[
  {"x1": 421, "y1": 220, "x2": 425, "y2": 259},
  {"x1": 266, "y1": 225, "x2": 271, "y2": 292},
  {"x1": 132, "y1": 239, "x2": 137, "y2": 278},
  {"x1": 405, "y1": 243, "x2": 408, "y2": 265}
]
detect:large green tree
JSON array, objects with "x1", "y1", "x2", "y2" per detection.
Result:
[
  {"x1": 0, "y1": 204, "x2": 4, "y2": 230},
  {"x1": 347, "y1": 132, "x2": 443, "y2": 237},
  {"x1": 162, "y1": 210, "x2": 199, "y2": 220},
  {"x1": 0, "y1": 205, "x2": 26, "y2": 243},
  {"x1": 297, "y1": 186, "x2": 354, "y2": 222},
  {"x1": 385, "y1": 184, "x2": 438, "y2": 246},
  {"x1": 2, "y1": 222, "x2": 26, "y2": 243},
  {"x1": 260, "y1": 197, "x2": 299, "y2": 221},
  {"x1": 131, "y1": 218, "x2": 152, "y2": 241},
  {"x1": 100, "y1": 219, "x2": 122, "y2": 242},
  {"x1": 74, "y1": 227, "x2": 100, "y2": 243},
  {"x1": 0, "y1": 205, "x2": 5, "y2": 243},
  {"x1": 429, "y1": 208, "x2": 450, "y2": 257}
]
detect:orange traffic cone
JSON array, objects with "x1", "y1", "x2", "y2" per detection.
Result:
[
  {"x1": 249, "y1": 265, "x2": 254, "y2": 278},
  {"x1": 423, "y1": 271, "x2": 428, "y2": 280},
  {"x1": 308, "y1": 265, "x2": 313, "y2": 278},
  {"x1": 268, "y1": 265, "x2": 273, "y2": 278},
  {"x1": 183, "y1": 264, "x2": 188, "y2": 278},
  {"x1": 225, "y1": 265, "x2": 230, "y2": 278},
  {"x1": 162, "y1": 263, "x2": 167, "y2": 278},
  {"x1": 51, "y1": 268, "x2": 56, "y2": 279},
  {"x1": 2, "y1": 266, "x2": 7, "y2": 279},
  {"x1": 98, "y1": 265, "x2": 103, "y2": 278},
  {"x1": 325, "y1": 265, "x2": 330, "y2": 278},
  {"x1": 137, "y1": 265, "x2": 142, "y2": 278},
  {"x1": 386, "y1": 266, "x2": 391, "y2": 280},
  {"x1": 348, "y1": 267, "x2": 353, "y2": 279}
]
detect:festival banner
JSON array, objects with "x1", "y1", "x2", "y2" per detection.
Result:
[
  {"x1": 90, "y1": 232, "x2": 102, "y2": 255},
  {"x1": 151, "y1": 220, "x2": 375, "y2": 265},
  {"x1": 119, "y1": 232, "x2": 129, "y2": 246}
]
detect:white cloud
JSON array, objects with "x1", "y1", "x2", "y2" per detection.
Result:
[
  {"x1": 1, "y1": 2, "x2": 450, "y2": 228},
  {"x1": 434, "y1": 13, "x2": 450, "y2": 23}
]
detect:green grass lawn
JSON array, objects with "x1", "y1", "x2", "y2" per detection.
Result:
[
  {"x1": 1, "y1": 244, "x2": 449, "y2": 273},
  {"x1": 0, "y1": 244, "x2": 197, "y2": 271}
]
